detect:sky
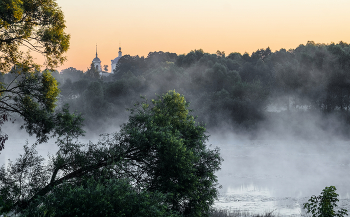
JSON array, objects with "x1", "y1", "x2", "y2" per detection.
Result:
[{"x1": 52, "y1": 0, "x2": 350, "y2": 72}]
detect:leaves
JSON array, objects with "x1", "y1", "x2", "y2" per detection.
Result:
[
  {"x1": 41, "y1": 71, "x2": 60, "y2": 112},
  {"x1": 22, "y1": 178, "x2": 180, "y2": 217},
  {"x1": 303, "y1": 186, "x2": 348, "y2": 217},
  {"x1": 0, "y1": 0, "x2": 70, "y2": 72},
  {"x1": 0, "y1": 91, "x2": 222, "y2": 216},
  {"x1": 0, "y1": 142, "x2": 50, "y2": 214},
  {"x1": 0, "y1": 0, "x2": 73, "y2": 150},
  {"x1": 119, "y1": 90, "x2": 222, "y2": 216}
]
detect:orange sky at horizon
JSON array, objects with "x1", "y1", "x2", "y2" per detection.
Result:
[{"x1": 50, "y1": 0, "x2": 349, "y2": 72}]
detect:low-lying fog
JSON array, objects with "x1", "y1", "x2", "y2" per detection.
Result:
[
  {"x1": 1, "y1": 111, "x2": 349, "y2": 217},
  {"x1": 212, "y1": 135, "x2": 350, "y2": 216},
  {"x1": 210, "y1": 110, "x2": 350, "y2": 216}
]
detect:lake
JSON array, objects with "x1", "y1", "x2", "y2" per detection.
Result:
[
  {"x1": 210, "y1": 134, "x2": 350, "y2": 216},
  {"x1": 1, "y1": 131, "x2": 349, "y2": 216}
]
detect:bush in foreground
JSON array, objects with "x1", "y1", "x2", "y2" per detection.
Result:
[
  {"x1": 22, "y1": 178, "x2": 179, "y2": 217},
  {"x1": 303, "y1": 186, "x2": 348, "y2": 217}
]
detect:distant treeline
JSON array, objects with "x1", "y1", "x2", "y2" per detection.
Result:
[{"x1": 15, "y1": 41, "x2": 350, "y2": 133}]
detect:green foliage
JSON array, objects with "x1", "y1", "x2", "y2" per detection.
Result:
[
  {"x1": 41, "y1": 71, "x2": 60, "y2": 112},
  {"x1": 176, "y1": 49, "x2": 204, "y2": 67},
  {"x1": 56, "y1": 41, "x2": 350, "y2": 133},
  {"x1": 20, "y1": 98, "x2": 84, "y2": 144},
  {"x1": 0, "y1": 142, "x2": 50, "y2": 214},
  {"x1": 0, "y1": 106, "x2": 84, "y2": 214},
  {"x1": 0, "y1": 0, "x2": 70, "y2": 72},
  {"x1": 122, "y1": 90, "x2": 222, "y2": 216},
  {"x1": 60, "y1": 67, "x2": 83, "y2": 83},
  {"x1": 53, "y1": 104, "x2": 85, "y2": 144},
  {"x1": 0, "y1": 0, "x2": 77, "y2": 150},
  {"x1": 303, "y1": 186, "x2": 348, "y2": 217},
  {"x1": 0, "y1": 91, "x2": 221, "y2": 216},
  {"x1": 113, "y1": 51, "x2": 177, "y2": 78},
  {"x1": 0, "y1": 70, "x2": 83, "y2": 145},
  {"x1": 85, "y1": 62, "x2": 100, "y2": 79},
  {"x1": 21, "y1": 178, "x2": 180, "y2": 217}
]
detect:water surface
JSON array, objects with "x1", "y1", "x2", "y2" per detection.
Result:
[{"x1": 210, "y1": 135, "x2": 350, "y2": 216}]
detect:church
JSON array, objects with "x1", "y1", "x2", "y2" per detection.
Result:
[
  {"x1": 111, "y1": 47, "x2": 123, "y2": 73},
  {"x1": 92, "y1": 45, "x2": 123, "y2": 76}
]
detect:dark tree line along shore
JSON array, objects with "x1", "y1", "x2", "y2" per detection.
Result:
[{"x1": 43, "y1": 41, "x2": 350, "y2": 135}]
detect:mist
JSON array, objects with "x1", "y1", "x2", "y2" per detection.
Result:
[
  {"x1": 210, "y1": 131, "x2": 350, "y2": 215},
  {"x1": 2, "y1": 41, "x2": 350, "y2": 216}
]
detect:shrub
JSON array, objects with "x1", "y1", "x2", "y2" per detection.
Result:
[
  {"x1": 303, "y1": 186, "x2": 348, "y2": 217},
  {"x1": 21, "y1": 178, "x2": 180, "y2": 217}
]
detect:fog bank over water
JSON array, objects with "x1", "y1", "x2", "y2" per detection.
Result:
[
  {"x1": 0, "y1": 122, "x2": 57, "y2": 166},
  {"x1": 211, "y1": 134, "x2": 350, "y2": 196},
  {"x1": 208, "y1": 113, "x2": 350, "y2": 216},
  {"x1": 1, "y1": 108, "x2": 350, "y2": 216}
]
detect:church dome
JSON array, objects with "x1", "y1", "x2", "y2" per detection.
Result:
[
  {"x1": 93, "y1": 56, "x2": 101, "y2": 62},
  {"x1": 111, "y1": 47, "x2": 123, "y2": 64}
]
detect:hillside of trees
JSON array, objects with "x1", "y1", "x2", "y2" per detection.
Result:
[{"x1": 42, "y1": 41, "x2": 350, "y2": 137}]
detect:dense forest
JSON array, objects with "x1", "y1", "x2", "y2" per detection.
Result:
[{"x1": 29, "y1": 41, "x2": 350, "y2": 138}]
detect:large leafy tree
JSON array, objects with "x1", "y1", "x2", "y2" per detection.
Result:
[
  {"x1": 118, "y1": 90, "x2": 222, "y2": 216},
  {"x1": 0, "y1": 0, "x2": 70, "y2": 71},
  {"x1": 0, "y1": 0, "x2": 72, "y2": 150},
  {"x1": 0, "y1": 91, "x2": 222, "y2": 216}
]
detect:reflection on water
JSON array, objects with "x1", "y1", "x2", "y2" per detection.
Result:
[
  {"x1": 215, "y1": 184, "x2": 302, "y2": 216},
  {"x1": 210, "y1": 135, "x2": 350, "y2": 216}
]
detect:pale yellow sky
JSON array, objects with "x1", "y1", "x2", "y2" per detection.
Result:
[{"x1": 50, "y1": 0, "x2": 349, "y2": 72}]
